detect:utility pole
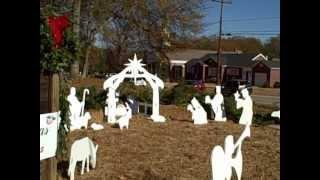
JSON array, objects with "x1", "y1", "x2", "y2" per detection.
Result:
[{"x1": 213, "y1": 0, "x2": 231, "y2": 85}]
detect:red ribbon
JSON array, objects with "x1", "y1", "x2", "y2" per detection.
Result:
[{"x1": 48, "y1": 15, "x2": 69, "y2": 48}]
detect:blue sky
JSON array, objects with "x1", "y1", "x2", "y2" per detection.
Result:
[{"x1": 201, "y1": 0, "x2": 280, "y2": 42}]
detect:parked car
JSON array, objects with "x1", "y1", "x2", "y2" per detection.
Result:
[{"x1": 221, "y1": 79, "x2": 252, "y2": 96}]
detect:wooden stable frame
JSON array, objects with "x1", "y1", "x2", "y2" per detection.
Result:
[{"x1": 40, "y1": 73, "x2": 60, "y2": 180}]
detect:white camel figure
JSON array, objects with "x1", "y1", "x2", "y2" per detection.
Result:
[
  {"x1": 116, "y1": 102, "x2": 132, "y2": 130},
  {"x1": 205, "y1": 86, "x2": 227, "y2": 122},
  {"x1": 271, "y1": 110, "x2": 280, "y2": 119},
  {"x1": 187, "y1": 97, "x2": 207, "y2": 125},
  {"x1": 67, "y1": 87, "x2": 91, "y2": 131},
  {"x1": 90, "y1": 123, "x2": 104, "y2": 131},
  {"x1": 68, "y1": 137, "x2": 98, "y2": 180},
  {"x1": 211, "y1": 124, "x2": 251, "y2": 180},
  {"x1": 234, "y1": 88, "x2": 253, "y2": 125}
]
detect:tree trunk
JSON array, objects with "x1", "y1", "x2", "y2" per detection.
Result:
[
  {"x1": 73, "y1": 0, "x2": 81, "y2": 38},
  {"x1": 82, "y1": 46, "x2": 91, "y2": 78}
]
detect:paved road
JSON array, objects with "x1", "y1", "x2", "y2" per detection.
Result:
[{"x1": 251, "y1": 95, "x2": 280, "y2": 106}]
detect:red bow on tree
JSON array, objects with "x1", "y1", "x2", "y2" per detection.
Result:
[{"x1": 48, "y1": 15, "x2": 69, "y2": 48}]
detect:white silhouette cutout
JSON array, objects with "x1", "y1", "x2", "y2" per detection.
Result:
[
  {"x1": 68, "y1": 137, "x2": 98, "y2": 180},
  {"x1": 211, "y1": 124, "x2": 251, "y2": 180},
  {"x1": 271, "y1": 110, "x2": 280, "y2": 119},
  {"x1": 90, "y1": 123, "x2": 104, "y2": 131},
  {"x1": 67, "y1": 87, "x2": 91, "y2": 131},
  {"x1": 104, "y1": 92, "x2": 120, "y2": 117},
  {"x1": 234, "y1": 88, "x2": 253, "y2": 125},
  {"x1": 205, "y1": 86, "x2": 227, "y2": 122},
  {"x1": 187, "y1": 97, "x2": 208, "y2": 125},
  {"x1": 103, "y1": 54, "x2": 165, "y2": 123},
  {"x1": 115, "y1": 102, "x2": 132, "y2": 130}
]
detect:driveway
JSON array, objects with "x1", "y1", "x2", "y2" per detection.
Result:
[{"x1": 252, "y1": 95, "x2": 280, "y2": 106}]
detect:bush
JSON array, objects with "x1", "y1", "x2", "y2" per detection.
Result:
[
  {"x1": 76, "y1": 86, "x2": 107, "y2": 110},
  {"x1": 273, "y1": 82, "x2": 280, "y2": 88},
  {"x1": 224, "y1": 96, "x2": 277, "y2": 125},
  {"x1": 253, "y1": 113, "x2": 275, "y2": 125},
  {"x1": 224, "y1": 96, "x2": 242, "y2": 123},
  {"x1": 117, "y1": 81, "x2": 152, "y2": 103}
]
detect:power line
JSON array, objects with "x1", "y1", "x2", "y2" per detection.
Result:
[{"x1": 204, "y1": 17, "x2": 279, "y2": 26}]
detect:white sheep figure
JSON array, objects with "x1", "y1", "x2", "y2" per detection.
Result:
[
  {"x1": 211, "y1": 124, "x2": 250, "y2": 180},
  {"x1": 68, "y1": 137, "x2": 98, "y2": 180},
  {"x1": 69, "y1": 112, "x2": 91, "y2": 131},
  {"x1": 271, "y1": 110, "x2": 280, "y2": 119},
  {"x1": 187, "y1": 97, "x2": 207, "y2": 125},
  {"x1": 90, "y1": 123, "x2": 104, "y2": 131},
  {"x1": 116, "y1": 102, "x2": 132, "y2": 130}
]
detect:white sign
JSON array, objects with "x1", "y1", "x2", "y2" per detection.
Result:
[{"x1": 40, "y1": 112, "x2": 61, "y2": 161}]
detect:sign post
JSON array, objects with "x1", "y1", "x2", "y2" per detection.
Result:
[{"x1": 40, "y1": 73, "x2": 60, "y2": 180}]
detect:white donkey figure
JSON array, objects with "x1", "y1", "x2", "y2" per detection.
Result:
[
  {"x1": 68, "y1": 137, "x2": 98, "y2": 180},
  {"x1": 187, "y1": 97, "x2": 207, "y2": 125},
  {"x1": 211, "y1": 124, "x2": 251, "y2": 180},
  {"x1": 116, "y1": 102, "x2": 132, "y2": 130}
]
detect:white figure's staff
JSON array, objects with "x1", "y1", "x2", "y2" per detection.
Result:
[
  {"x1": 81, "y1": 89, "x2": 89, "y2": 117},
  {"x1": 234, "y1": 123, "x2": 251, "y2": 148}
]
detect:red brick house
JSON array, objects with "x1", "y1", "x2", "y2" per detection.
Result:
[{"x1": 163, "y1": 49, "x2": 279, "y2": 87}]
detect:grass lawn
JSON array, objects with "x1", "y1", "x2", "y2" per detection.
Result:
[{"x1": 59, "y1": 105, "x2": 280, "y2": 180}]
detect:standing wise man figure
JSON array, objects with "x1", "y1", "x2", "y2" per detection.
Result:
[
  {"x1": 234, "y1": 88, "x2": 253, "y2": 125},
  {"x1": 205, "y1": 86, "x2": 227, "y2": 122}
]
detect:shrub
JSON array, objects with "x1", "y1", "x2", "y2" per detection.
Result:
[
  {"x1": 224, "y1": 96, "x2": 242, "y2": 123},
  {"x1": 253, "y1": 113, "x2": 275, "y2": 125},
  {"x1": 117, "y1": 81, "x2": 152, "y2": 103},
  {"x1": 273, "y1": 82, "x2": 280, "y2": 88},
  {"x1": 76, "y1": 86, "x2": 107, "y2": 110}
]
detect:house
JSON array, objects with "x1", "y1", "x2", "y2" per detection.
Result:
[
  {"x1": 167, "y1": 49, "x2": 242, "y2": 81},
  {"x1": 164, "y1": 49, "x2": 279, "y2": 88}
]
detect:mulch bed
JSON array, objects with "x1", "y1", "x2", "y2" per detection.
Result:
[{"x1": 60, "y1": 105, "x2": 280, "y2": 180}]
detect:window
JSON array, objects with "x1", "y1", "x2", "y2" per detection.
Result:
[
  {"x1": 208, "y1": 67, "x2": 217, "y2": 76},
  {"x1": 227, "y1": 68, "x2": 240, "y2": 76}
]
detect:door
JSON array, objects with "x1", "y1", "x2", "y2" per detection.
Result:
[{"x1": 254, "y1": 73, "x2": 268, "y2": 86}]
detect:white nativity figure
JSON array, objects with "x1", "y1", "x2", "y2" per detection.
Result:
[
  {"x1": 115, "y1": 102, "x2": 132, "y2": 130},
  {"x1": 90, "y1": 123, "x2": 104, "y2": 131},
  {"x1": 135, "y1": 79, "x2": 147, "y2": 86},
  {"x1": 187, "y1": 97, "x2": 208, "y2": 125},
  {"x1": 104, "y1": 92, "x2": 120, "y2": 117},
  {"x1": 103, "y1": 54, "x2": 166, "y2": 123},
  {"x1": 234, "y1": 88, "x2": 253, "y2": 125},
  {"x1": 211, "y1": 124, "x2": 251, "y2": 180},
  {"x1": 205, "y1": 86, "x2": 227, "y2": 122},
  {"x1": 68, "y1": 137, "x2": 98, "y2": 180},
  {"x1": 67, "y1": 87, "x2": 92, "y2": 131},
  {"x1": 271, "y1": 110, "x2": 280, "y2": 119}
]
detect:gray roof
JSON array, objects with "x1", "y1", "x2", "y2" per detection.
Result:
[
  {"x1": 166, "y1": 49, "x2": 242, "y2": 61},
  {"x1": 188, "y1": 53, "x2": 280, "y2": 69},
  {"x1": 262, "y1": 61, "x2": 280, "y2": 68},
  {"x1": 195, "y1": 53, "x2": 257, "y2": 67}
]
